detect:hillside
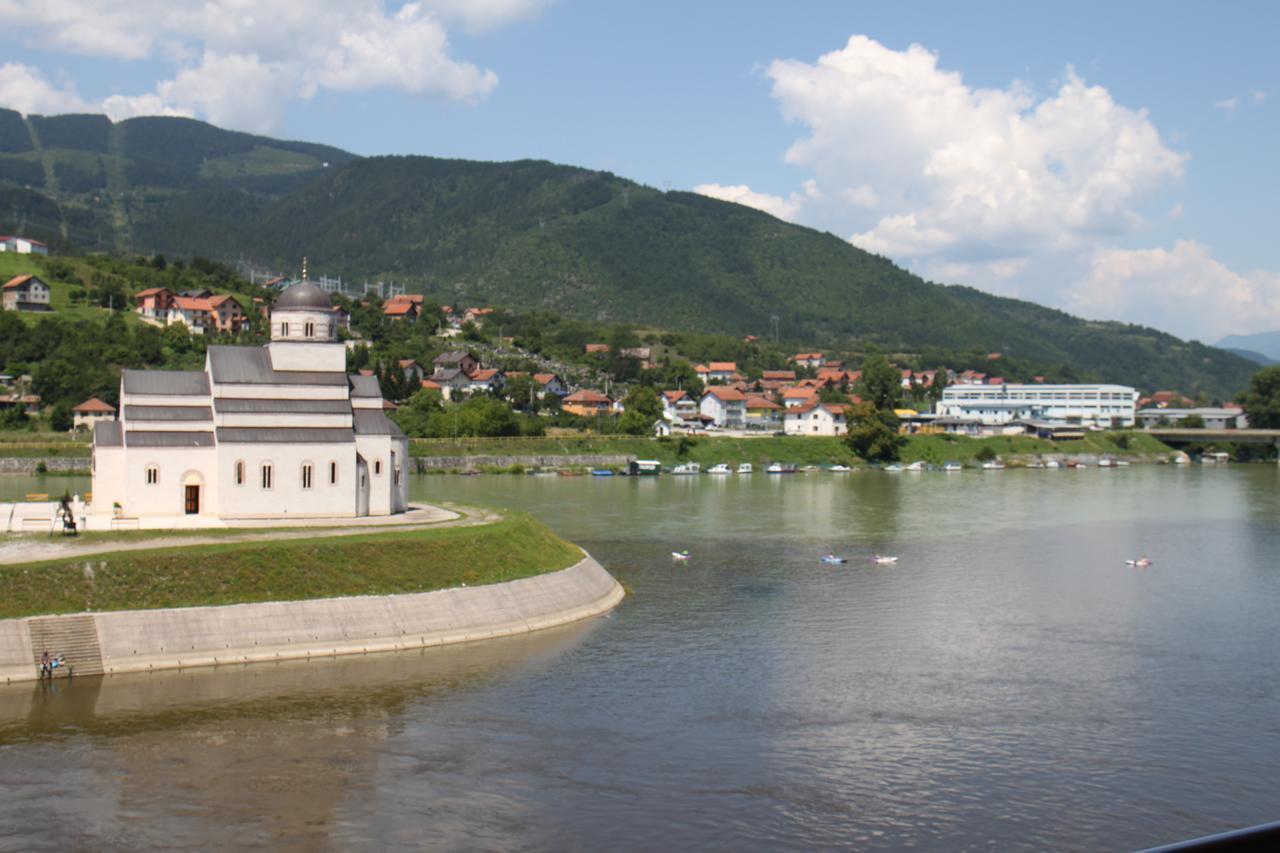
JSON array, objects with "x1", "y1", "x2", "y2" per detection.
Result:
[
  {"x1": 1216, "y1": 331, "x2": 1280, "y2": 363},
  {"x1": 0, "y1": 109, "x2": 1257, "y2": 396}
]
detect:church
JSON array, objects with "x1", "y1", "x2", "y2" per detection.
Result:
[{"x1": 91, "y1": 282, "x2": 409, "y2": 525}]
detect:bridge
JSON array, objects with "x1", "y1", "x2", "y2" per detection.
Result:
[{"x1": 1146, "y1": 428, "x2": 1280, "y2": 460}]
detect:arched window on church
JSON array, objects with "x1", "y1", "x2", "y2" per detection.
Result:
[
  {"x1": 234, "y1": 460, "x2": 245, "y2": 486},
  {"x1": 305, "y1": 321, "x2": 315, "y2": 338}
]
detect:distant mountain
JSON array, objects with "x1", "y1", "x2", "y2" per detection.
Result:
[
  {"x1": 1216, "y1": 331, "x2": 1280, "y2": 363},
  {"x1": 1219, "y1": 348, "x2": 1275, "y2": 366},
  {"x1": 0, "y1": 108, "x2": 1259, "y2": 397}
]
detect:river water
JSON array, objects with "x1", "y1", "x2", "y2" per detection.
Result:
[{"x1": 2, "y1": 466, "x2": 1279, "y2": 851}]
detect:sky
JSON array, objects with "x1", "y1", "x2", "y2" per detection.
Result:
[{"x1": 1, "y1": 0, "x2": 1277, "y2": 344}]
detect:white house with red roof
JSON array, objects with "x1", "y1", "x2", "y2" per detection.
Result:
[
  {"x1": 784, "y1": 402, "x2": 850, "y2": 436},
  {"x1": 662, "y1": 390, "x2": 699, "y2": 422},
  {"x1": 466, "y1": 368, "x2": 506, "y2": 394},
  {"x1": 72, "y1": 397, "x2": 116, "y2": 431},
  {"x1": 700, "y1": 386, "x2": 747, "y2": 428},
  {"x1": 0, "y1": 236, "x2": 49, "y2": 255},
  {"x1": 1, "y1": 275, "x2": 52, "y2": 312},
  {"x1": 695, "y1": 362, "x2": 740, "y2": 384},
  {"x1": 791, "y1": 352, "x2": 825, "y2": 368},
  {"x1": 781, "y1": 386, "x2": 819, "y2": 408},
  {"x1": 134, "y1": 287, "x2": 175, "y2": 322}
]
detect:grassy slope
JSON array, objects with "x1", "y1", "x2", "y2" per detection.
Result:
[
  {"x1": 0, "y1": 252, "x2": 148, "y2": 324},
  {"x1": 0, "y1": 513, "x2": 582, "y2": 620}
]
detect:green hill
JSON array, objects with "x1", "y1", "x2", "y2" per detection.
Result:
[{"x1": 0, "y1": 109, "x2": 1256, "y2": 396}]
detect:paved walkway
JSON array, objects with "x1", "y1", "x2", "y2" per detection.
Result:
[{"x1": 0, "y1": 503, "x2": 500, "y2": 566}]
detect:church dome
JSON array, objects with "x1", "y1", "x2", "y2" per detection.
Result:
[{"x1": 274, "y1": 281, "x2": 332, "y2": 311}]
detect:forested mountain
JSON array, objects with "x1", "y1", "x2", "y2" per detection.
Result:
[{"x1": 0, "y1": 108, "x2": 1256, "y2": 396}]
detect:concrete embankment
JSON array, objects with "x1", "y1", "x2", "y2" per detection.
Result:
[
  {"x1": 414, "y1": 454, "x2": 630, "y2": 472},
  {"x1": 0, "y1": 457, "x2": 89, "y2": 475},
  {"x1": 0, "y1": 554, "x2": 623, "y2": 685}
]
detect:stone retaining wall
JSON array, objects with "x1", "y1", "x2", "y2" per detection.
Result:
[
  {"x1": 0, "y1": 457, "x2": 89, "y2": 474},
  {"x1": 0, "y1": 554, "x2": 623, "y2": 684},
  {"x1": 414, "y1": 454, "x2": 630, "y2": 472}
]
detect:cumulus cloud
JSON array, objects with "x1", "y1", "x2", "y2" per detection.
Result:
[
  {"x1": 0, "y1": 62, "x2": 90, "y2": 115},
  {"x1": 0, "y1": 0, "x2": 532, "y2": 131},
  {"x1": 1215, "y1": 96, "x2": 1240, "y2": 112},
  {"x1": 693, "y1": 179, "x2": 821, "y2": 221},
  {"x1": 1070, "y1": 241, "x2": 1280, "y2": 341}
]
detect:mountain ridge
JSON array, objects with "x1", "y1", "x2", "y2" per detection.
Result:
[{"x1": 0, "y1": 108, "x2": 1258, "y2": 396}]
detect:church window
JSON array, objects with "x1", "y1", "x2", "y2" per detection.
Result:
[
  {"x1": 281, "y1": 322, "x2": 290, "y2": 337},
  {"x1": 146, "y1": 465, "x2": 159, "y2": 485},
  {"x1": 305, "y1": 321, "x2": 315, "y2": 338},
  {"x1": 374, "y1": 459, "x2": 382, "y2": 476},
  {"x1": 301, "y1": 463, "x2": 314, "y2": 490},
  {"x1": 261, "y1": 463, "x2": 274, "y2": 490},
  {"x1": 394, "y1": 465, "x2": 401, "y2": 486},
  {"x1": 329, "y1": 460, "x2": 338, "y2": 485},
  {"x1": 235, "y1": 460, "x2": 245, "y2": 486}
]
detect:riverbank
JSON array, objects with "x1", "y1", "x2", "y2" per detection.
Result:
[
  {"x1": 407, "y1": 431, "x2": 1175, "y2": 471},
  {"x1": 0, "y1": 510, "x2": 623, "y2": 684}
]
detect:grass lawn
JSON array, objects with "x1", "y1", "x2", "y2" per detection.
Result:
[{"x1": 0, "y1": 513, "x2": 583, "y2": 620}]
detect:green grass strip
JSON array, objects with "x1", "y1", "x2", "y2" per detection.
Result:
[{"x1": 0, "y1": 513, "x2": 582, "y2": 620}]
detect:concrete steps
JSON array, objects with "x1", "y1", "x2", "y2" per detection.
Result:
[{"x1": 28, "y1": 614, "x2": 103, "y2": 678}]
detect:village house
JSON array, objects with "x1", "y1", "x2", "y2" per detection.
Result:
[
  {"x1": 166, "y1": 294, "x2": 247, "y2": 334},
  {"x1": 134, "y1": 287, "x2": 175, "y2": 322},
  {"x1": 467, "y1": 368, "x2": 506, "y2": 394},
  {"x1": 562, "y1": 389, "x2": 615, "y2": 417},
  {"x1": 1136, "y1": 407, "x2": 1249, "y2": 430},
  {"x1": 784, "y1": 402, "x2": 849, "y2": 436},
  {"x1": 695, "y1": 362, "x2": 740, "y2": 384},
  {"x1": 90, "y1": 281, "x2": 408, "y2": 526},
  {"x1": 0, "y1": 236, "x2": 49, "y2": 255},
  {"x1": 792, "y1": 352, "x2": 825, "y2": 369},
  {"x1": 533, "y1": 373, "x2": 568, "y2": 398},
  {"x1": 762, "y1": 370, "x2": 796, "y2": 383},
  {"x1": 781, "y1": 386, "x2": 819, "y2": 408},
  {"x1": 0, "y1": 394, "x2": 41, "y2": 417},
  {"x1": 584, "y1": 343, "x2": 610, "y2": 354},
  {"x1": 382, "y1": 300, "x2": 418, "y2": 322},
  {"x1": 700, "y1": 385, "x2": 747, "y2": 429},
  {"x1": 398, "y1": 359, "x2": 426, "y2": 383},
  {"x1": 662, "y1": 390, "x2": 700, "y2": 423},
  {"x1": 72, "y1": 397, "x2": 117, "y2": 431},
  {"x1": 461, "y1": 307, "x2": 494, "y2": 326},
  {"x1": 744, "y1": 396, "x2": 783, "y2": 431},
  {"x1": 433, "y1": 351, "x2": 480, "y2": 377},
  {"x1": 2, "y1": 275, "x2": 53, "y2": 312},
  {"x1": 430, "y1": 368, "x2": 472, "y2": 401}
]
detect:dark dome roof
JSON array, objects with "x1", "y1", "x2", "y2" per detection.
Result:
[{"x1": 274, "y1": 281, "x2": 332, "y2": 311}]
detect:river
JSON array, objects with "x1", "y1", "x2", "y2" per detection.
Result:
[{"x1": 1, "y1": 466, "x2": 1279, "y2": 850}]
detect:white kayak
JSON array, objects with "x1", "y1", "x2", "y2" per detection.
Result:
[
  {"x1": 672, "y1": 551, "x2": 691, "y2": 561},
  {"x1": 820, "y1": 555, "x2": 847, "y2": 564},
  {"x1": 1125, "y1": 558, "x2": 1153, "y2": 567},
  {"x1": 870, "y1": 555, "x2": 899, "y2": 564}
]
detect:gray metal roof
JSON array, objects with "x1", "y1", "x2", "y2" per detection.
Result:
[
  {"x1": 353, "y1": 410, "x2": 406, "y2": 437},
  {"x1": 216, "y1": 427, "x2": 355, "y2": 444},
  {"x1": 121, "y1": 369, "x2": 210, "y2": 396},
  {"x1": 348, "y1": 374, "x2": 382, "y2": 398},
  {"x1": 207, "y1": 346, "x2": 347, "y2": 386},
  {"x1": 213, "y1": 398, "x2": 353, "y2": 414},
  {"x1": 94, "y1": 421, "x2": 123, "y2": 447},
  {"x1": 125, "y1": 405, "x2": 213, "y2": 421},
  {"x1": 274, "y1": 282, "x2": 333, "y2": 310},
  {"x1": 125, "y1": 431, "x2": 215, "y2": 447}
]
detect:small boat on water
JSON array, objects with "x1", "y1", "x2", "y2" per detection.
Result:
[
  {"x1": 672, "y1": 550, "x2": 691, "y2": 561},
  {"x1": 981, "y1": 461, "x2": 1005, "y2": 470},
  {"x1": 629, "y1": 459, "x2": 661, "y2": 476},
  {"x1": 1125, "y1": 557, "x2": 1153, "y2": 568},
  {"x1": 766, "y1": 463, "x2": 796, "y2": 474},
  {"x1": 671, "y1": 462, "x2": 701, "y2": 475},
  {"x1": 943, "y1": 461, "x2": 962, "y2": 472},
  {"x1": 870, "y1": 555, "x2": 899, "y2": 565},
  {"x1": 707, "y1": 463, "x2": 732, "y2": 475},
  {"x1": 1097, "y1": 458, "x2": 1115, "y2": 468},
  {"x1": 820, "y1": 554, "x2": 847, "y2": 564},
  {"x1": 800, "y1": 465, "x2": 819, "y2": 472},
  {"x1": 884, "y1": 464, "x2": 903, "y2": 472},
  {"x1": 737, "y1": 463, "x2": 753, "y2": 474},
  {"x1": 1115, "y1": 460, "x2": 1131, "y2": 467},
  {"x1": 905, "y1": 461, "x2": 925, "y2": 472},
  {"x1": 591, "y1": 469, "x2": 615, "y2": 477},
  {"x1": 1044, "y1": 459, "x2": 1061, "y2": 469},
  {"x1": 827, "y1": 464, "x2": 852, "y2": 473}
]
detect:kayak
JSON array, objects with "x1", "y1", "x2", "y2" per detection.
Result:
[
  {"x1": 870, "y1": 556, "x2": 899, "y2": 564},
  {"x1": 820, "y1": 556, "x2": 847, "y2": 564},
  {"x1": 672, "y1": 551, "x2": 691, "y2": 561}
]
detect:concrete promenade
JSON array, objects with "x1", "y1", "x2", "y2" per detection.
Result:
[{"x1": 1, "y1": 553, "x2": 623, "y2": 685}]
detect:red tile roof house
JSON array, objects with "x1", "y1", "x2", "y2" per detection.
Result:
[
  {"x1": 662, "y1": 390, "x2": 700, "y2": 422},
  {"x1": 791, "y1": 352, "x2": 825, "y2": 368},
  {"x1": 382, "y1": 300, "x2": 419, "y2": 322},
  {"x1": 784, "y1": 402, "x2": 850, "y2": 436},
  {"x1": 134, "y1": 287, "x2": 175, "y2": 322},
  {"x1": 398, "y1": 359, "x2": 426, "y2": 383},
  {"x1": 72, "y1": 397, "x2": 116, "y2": 431},
  {"x1": 2, "y1": 275, "x2": 53, "y2": 312},
  {"x1": 744, "y1": 396, "x2": 783, "y2": 430},
  {"x1": 781, "y1": 386, "x2": 819, "y2": 408},
  {"x1": 700, "y1": 385, "x2": 747, "y2": 428},
  {"x1": 584, "y1": 343, "x2": 611, "y2": 354},
  {"x1": 563, "y1": 389, "x2": 615, "y2": 417},
  {"x1": 433, "y1": 351, "x2": 480, "y2": 377},
  {"x1": 533, "y1": 373, "x2": 569, "y2": 397},
  {"x1": 762, "y1": 370, "x2": 797, "y2": 382},
  {"x1": 0, "y1": 235, "x2": 49, "y2": 255},
  {"x1": 466, "y1": 368, "x2": 506, "y2": 393},
  {"x1": 695, "y1": 362, "x2": 740, "y2": 383}
]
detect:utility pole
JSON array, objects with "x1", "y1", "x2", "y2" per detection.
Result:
[{"x1": 771, "y1": 314, "x2": 780, "y2": 345}]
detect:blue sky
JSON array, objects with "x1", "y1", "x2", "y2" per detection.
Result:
[{"x1": 1, "y1": 1, "x2": 1277, "y2": 342}]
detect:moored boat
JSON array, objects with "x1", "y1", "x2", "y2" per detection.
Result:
[
  {"x1": 671, "y1": 462, "x2": 701, "y2": 475},
  {"x1": 943, "y1": 461, "x2": 962, "y2": 472},
  {"x1": 707, "y1": 463, "x2": 732, "y2": 475},
  {"x1": 737, "y1": 463, "x2": 753, "y2": 474},
  {"x1": 629, "y1": 459, "x2": 662, "y2": 476}
]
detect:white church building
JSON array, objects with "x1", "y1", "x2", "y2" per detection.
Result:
[{"x1": 90, "y1": 282, "x2": 409, "y2": 526}]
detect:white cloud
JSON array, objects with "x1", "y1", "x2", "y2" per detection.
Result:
[
  {"x1": 1215, "y1": 96, "x2": 1240, "y2": 112},
  {"x1": 693, "y1": 178, "x2": 822, "y2": 222},
  {"x1": 1070, "y1": 241, "x2": 1280, "y2": 341},
  {"x1": 1251, "y1": 90, "x2": 1269, "y2": 104},
  {"x1": 0, "y1": 62, "x2": 89, "y2": 115},
  {"x1": 0, "y1": 0, "x2": 535, "y2": 131}
]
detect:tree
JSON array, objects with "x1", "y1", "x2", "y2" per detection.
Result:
[
  {"x1": 856, "y1": 353, "x2": 903, "y2": 411},
  {"x1": 1180, "y1": 413, "x2": 1206, "y2": 429},
  {"x1": 503, "y1": 374, "x2": 542, "y2": 412},
  {"x1": 843, "y1": 402, "x2": 904, "y2": 462},
  {"x1": 619, "y1": 386, "x2": 662, "y2": 435},
  {"x1": 1239, "y1": 366, "x2": 1280, "y2": 429},
  {"x1": 50, "y1": 401, "x2": 74, "y2": 432},
  {"x1": 392, "y1": 388, "x2": 444, "y2": 437}
]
